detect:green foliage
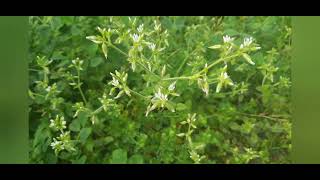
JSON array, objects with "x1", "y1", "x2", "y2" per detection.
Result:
[{"x1": 29, "y1": 16, "x2": 292, "y2": 164}]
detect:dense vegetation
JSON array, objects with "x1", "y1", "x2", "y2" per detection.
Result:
[{"x1": 29, "y1": 16, "x2": 292, "y2": 164}]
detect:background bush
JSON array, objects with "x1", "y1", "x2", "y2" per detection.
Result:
[{"x1": 29, "y1": 16, "x2": 292, "y2": 164}]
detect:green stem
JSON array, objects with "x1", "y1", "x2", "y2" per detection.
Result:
[
  {"x1": 128, "y1": 89, "x2": 149, "y2": 100},
  {"x1": 187, "y1": 121, "x2": 192, "y2": 144},
  {"x1": 31, "y1": 92, "x2": 45, "y2": 97},
  {"x1": 29, "y1": 68, "x2": 41, "y2": 72},
  {"x1": 109, "y1": 43, "x2": 161, "y2": 79},
  {"x1": 163, "y1": 76, "x2": 193, "y2": 81},
  {"x1": 92, "y1": 106, "x2": 104, "y2": 115},
  {"x1": 208, "y1": 80, "x2": 218, "y2": 85},
  {"x1": 273, "y1": 82, "x2": 280, "y2": 87},
  {"x1": 175, "y1": 49, "x2": 197, "y2": 76},
  {"x1": 76, "y1": 69, "x2": 88, "y2": 105},
  {"x1": 175, "y1": 55, "x2": 190, "y2": 76},
  {"x1": 164, "y1": 54, "x2": 240, "y2": 81},
  {"x1": 236, "y1": 112, "x2": 287, "y2": 121},
  {"x1": 197, "y1": 53, "x2": 239, "y2": 75},
  {"x1": 109, "y1": 43, "x2": 128, "y2": 57},
  {"x1": 262, "y1": 76, "x2": 266, "y2": 86},
  {"x1": 137, "y1": 61, "x2": 160, "y2": 78}
]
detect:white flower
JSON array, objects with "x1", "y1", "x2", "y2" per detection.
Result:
[
  {"x1": 148, "y1": 43, "x2": 156, "y2": 51},
  {"x1": 110, "y1": 77, "x2": 119, "y2": 87},
  {"x1": 49, "y1": 119, "x2": 55, "y2": 128},
  {"x1": 197, "y1": 76, "x2": 209, "y2": 96},
  {"x1": 168, "y1": 81, "x2": 176, "y2": 91},
  {"x1": 50, "y1": 138, "x2": 63, "y2": 149},
  {"x1": 223, "y1": 35, "x2": 234, "y2": 43},
  {"x1": 152, "y1": 88, "x2": 168, "y2": 108},
  {"x1": 222, "y1": 72, "x2": 234, "y2": 85},
  {"x1": 130, "y1": 33, "x2": 140, "y2": 43},
  {"x1": 137, "y1": 24, "x2": 144, "y2": 33},
  {"x1": 45, "y1": 86, "x2": 51, "y2": 92},
  {"x1": 154, "y1": 89, "x2": 168, "y2": 102},
  {"x1": 240, "y1": 37, "x2": 254, "y2": 49},
  {"x1": 49, "y1": 115, "x2": 66, "y2": 131},
  {"x1": 223, "y1": 72, "x2": 228, "y2": 79},
  {"x1": 216, "y1": 71, "x2": 234, "y2": 93}
]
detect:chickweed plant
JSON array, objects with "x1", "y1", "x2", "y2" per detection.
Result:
[{"x1": 29, "y1": 16, "x2": 291, "y2": 164}]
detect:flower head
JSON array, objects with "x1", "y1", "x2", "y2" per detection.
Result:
[
  {"x1": 197, "y1": 76, "x2": 209, "y2": 96},
  {"x1": 216, "y1": 71, "x2": 234, "y2": 93},
  {"x1": 110, "y1": 77, "x2": 120, "y2": 87},
  {"x1": 49, "y1": 115, "x2": 66, "y2": 131},
  {"x1": 148, "y1": 43, "x2": 156, "y2": 51},
  {"x1": 50, "y1": 131, "x2": 75, "y2": 155},
  {"x1": 130, "y1": 33, "x2": 140, "y2": 43},
  {"x1": 154, "y1": 89, "x2": 168, "y2": 107},
  {"x1": 223, "y1": 35, "x2": 234, "y2": 43},
  {"x1": 146, "y1": 88, "x2": 174, "y2": 116},
  {"x1": 168, "y1": 81, "x2": 176, "y2": 91},
  {"x1": 50, "y1": 138, "x2": 64, "y2": 151}
]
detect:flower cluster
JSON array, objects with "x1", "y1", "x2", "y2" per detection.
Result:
[
  {"x1": 86, "y1": 27, "x2": 113, "y2": 60},
  {"x1": 216, "y1": 65, "x2": 234, "y2": 93},
  {"x1": 50, "y1": 131, "x2": 75, "y2": 155},
  {"x1": 109, "y1": 70, "x2": 131, "y2": 99},
  {"x1": 49, "y1": 115, "x2": 75, "y2": 155},
  {"x1": 70, "y1": 57, "x2": 84, "y2": 71},
  {"x1": 49, "y1": 115, "x2": 66, "y2": 132},
  {"x1": 72, "y1": 102, "x2": 86, "y2": 118},
  {"x1": 146, "y1": 88, "x2": 173, "y2": 116},
  {"x1": 99, "y1": 93, "x2": 116, "y2": 112}
]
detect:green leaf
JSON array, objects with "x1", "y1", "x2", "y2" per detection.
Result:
[
  {"x1": 229, "y1": 122, "x2": 240, "y2": 131},
  {"x1": 111, "y1": 149, "x2": 127, "y2": 164},
  {"x1": 71, "y1": 26, "x2": 81, "y2": 36},
  {"x1": 86, "y1": 36, "x2": 103, "y2": 44},
  {"x1": 61, "y1": 16, "x2": 74, "y2": 25},
  {"x1": 128, "y1": 154, "x2": 144, "y2": 164},
  {"x1": 79, "y1": 128, "x2": 92, "y2": 143},
  {"x1": 103, "y1": 136, "x2": 114, "y2": 144},
  {"x1": 208, "y1": 45, "x2": 221, "y2": 49},
  {"x1": 224, "y1": 29, "x2": 239, "y2": 36},
  {"x1": 176, "y1": 133, "x2": 185, "y2": 137},
  {"x1": 90, "y1": 57, "x2": 104, "y2": 67},
  {"x1": 87, "y1": 44, "x2": 99, "y2": 56},
  {"x1": 51, "y1": 17, "x2": 63, "y2": 30},
  {"x1": 69, "y1": 119, "x2": 81, "y2": 132},
  {"x1": 77, "y1": 111, "x2": 88, "y2": 127},
  {"x1": 102, "y1": 43, "x2": 108, "y2": 60},
  {"x1": 176, "y1": 103, "x2": 188, "y2": 111},
  {"x1": 242, "y1": 53, "x2": 255, "y2": 65},
  {"x1": 72, "y1": 155, "x2": 87, "y2": 164},
  {"x1": 165, "y1": 101, "x2": 175, "y2": 112}
]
